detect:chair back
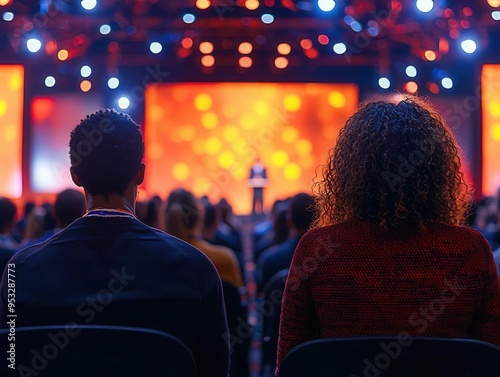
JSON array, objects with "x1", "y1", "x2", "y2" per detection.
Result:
[
  {"x1": 0, "y1": 324, "x2": 196, "y2": 377},
  {"x1": 222, "y1": 281, "x2": 249, "y2": 377},
  {"x1": 261, "y1": 268, "x2": 288, "y2": 366},
  {"x1": 279, "y1": 336, "x2": 500, "y2": 377}
]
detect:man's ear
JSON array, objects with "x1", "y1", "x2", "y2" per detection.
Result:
[
  {"x1": 70, "y1": 167, "x2": 84, "y2": 187},
  {"x1": 134, "y1": 163, "x2": 145, "y2": 185}
]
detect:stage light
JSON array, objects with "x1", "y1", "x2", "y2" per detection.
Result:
[
  {"x1": 460, "y1": 39, "x2": 477, "y2": 54},
  {"x1": 201, "y1": 55, "x2": 215, "y2": 67},
  {"x1": 245, "y1": 0, "x2": 259, "y2": 10},
  {"x1": 108, "y1": 77, "x2": 119, "y2": 89},
  {"x1": 199, "y1": 42, "x2": 214, "y2": 54},
  {"x1": 239, "y1": 56, "x2": 253, "y2": 68},
  {"x1": 277, "y1": 43, "x2": 291, "y2": 55},
  {"x1": 2, "y1": 12, "x2": 13, "y2": 21},
  {"x1": 196, "y1": 0, "x2": 210, "y2": 9},
  {"x1": 300, "y1": 39, "x2": 313, "y2": 50},
  {"x1": 0, "y1": 0, "x2": 11, "y2": 5},
  {"x1": 27, "y1": 38, "x2": 42, "y2": 53},
  {"x1": 183, "y1": 14, "x2": 196, "y2": 24},
  {"x1": 406, "y1": 65, "x2": 417, "y2": 77},
  {"x1": 150, "y1": 42, "x2": 162, "y2": 54},
  {"x1": 416, "y1": 0, "x2": 433, "y2": 13},
  {"x1": 80, "y1": 65, "x2": 92, "y2": 78},
  {"x1": 378, "y1": 77, "x2": 391, "y2": 89},
  {"x1": 238, "y1": 42, "x2": 253, "y2": 54},
  {"x1": 487, "y1": 0, "x2": 500, "y2": 7},
  {"x1": 318, "y1": 0, "x2": 336, "y2": 12},
  {"x1": 80, "y1": 80, "x2": 92, "y2": 92},
  {"x1": 81, "y1": 0, "x2": 97, "y2": 10},
  {"x1": 493, "y1": 11, "x2": 500, "y2": 20},
  {"x1": 261, "y1": 14, "x2": 274, "y2": 24},
  {"x1": 318, "y1": 34, "x2": 329, "y2": 45},
  {"x1": 405, "y1": 81, "x2": 418, "y2": 94},
  {"x1": 333, "y1": 42, "x2": 347, "y2": 54},
  {"x1": 100, "y1": 24, "x2": 111, "y2": 35},
  {"x1": 441, "y1": 77, "x2": 453, "y2": 89},
  {"x1": 350, "y1": 21, "x2": 362, "y2": 32},
  {"x1": 44, "y1": 76, "x2": 56, "y2": 88},
  {"x1": 424, "y1": 50, "x2": 436, "y2": 61},
  {"x1": 118, "y1": 96, "x2": 130, "y2": 109},
  {"x1": 57, "y1": 49, "x2": 68, "y2": 61},
  {"x1": 274, "y1": 57, "x2": 289, "y2": 69},
  {"x1": 181, "y1": 37, "x2": 193, "y2": 49}
]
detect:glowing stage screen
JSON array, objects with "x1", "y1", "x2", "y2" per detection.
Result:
[
  {"x1": 0, "y1": 65, "x2": 24, "y2": 198},
  {"x1": 145, "y1": 83, "x2": 358, "y2": 214},
  {"x1": 482, "y1": 65, "x2": 500, "y2": 196},
  {"x1": 30, "y1": 94, "x2": 104, "y2": 193}
]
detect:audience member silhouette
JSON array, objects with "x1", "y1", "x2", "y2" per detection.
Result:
[
  {"x1": 256, "y1": 193, "x2": 314, "y2": 291},
  {"x1": 0, "y1": 109, "x2": 229, "y2": 377},
  {"x1": 165, "y1": 188, "x2": 243, "y2": 288},
  {"x1": 276, "y1": 95, "x2": 500, "y2": 375}
]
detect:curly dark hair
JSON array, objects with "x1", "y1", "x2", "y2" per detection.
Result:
[
  {"x1": 69, "y1": 109, "x2": 144, "y2": 196},
  {"x1": 312, "y1": 94, "x2": 472, "y2": 232}
]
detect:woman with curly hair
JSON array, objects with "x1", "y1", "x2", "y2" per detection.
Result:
[{"x1": 276, "y1": 95, "x2": 500, "y2": 374}]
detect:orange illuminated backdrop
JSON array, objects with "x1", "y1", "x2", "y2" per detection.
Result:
[
  {"x1": 482, "y1": 65, "x2": 500, "y2": 195},
  {"x1": 145, "y1": 83, "x2": 358, "y2": 214},
  {"x1": 0, "y1": 65, "x2": 24, "y2": 198}
]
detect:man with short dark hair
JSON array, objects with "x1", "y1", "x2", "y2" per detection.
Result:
[{"x1": 0, "y1": 109, "x2": 229, "y2": 377}]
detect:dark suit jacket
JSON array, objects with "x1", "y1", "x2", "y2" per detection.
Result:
[{"x1": 0, "y1": 216, "x2": 229, "y2": 377}]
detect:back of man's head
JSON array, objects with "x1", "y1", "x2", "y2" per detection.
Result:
[
  {"x1": 54, "y1": 189, "x2": 86, "y2": 228},
  {"x1": 0, "y1": 198, "x2": 17, "y2": 234},
  {"x1": 69, "y1": 109, "x2": 144, "y2": 196},
  {"x1": 289, "y1": 193, "x2": 314, "y2": 232}
]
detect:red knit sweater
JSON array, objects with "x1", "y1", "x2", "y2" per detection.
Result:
[{"x1": 276, "y1": 221, "x2": 500, "y2": 374}]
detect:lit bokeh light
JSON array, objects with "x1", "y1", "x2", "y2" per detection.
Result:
[
  {"x1": 277, "y1": 43, "x2": 291, "y2": 55},
  {"x1": 196, "y1": 0, "x2": 210, "y2": 10},
  {"x1": 45, "y1": 76, "x2": 56, "y2": 88},
  {"x1": 57, "y1": 49, "x2": 69, "y2": 61},
  {"x1": 238, "y1": 42, "x2": 253, "y2": 54},
  {"x1": 328, "y1": 91, "x2": 346, "y2": 108},
  {"x1": 424, "y1": 50, "x2": 437, "y2": 61},
  {"x1": 245, "y1": 0, "x2": 259, "y2": 10},
  {"x1": 195, "y1": 93, "x2": 213, "y2": 111},
  {"x1": 80, "y1": 80, "x2": 92, "y2": 92},
  {"x1": 200, "y1": 42, "x2": 214, "y2": 54},
  {"x1": 275, "y1": 57, "x2": 289, "y2": 69},
  {"x1": 201, "y1": 55, "x2": 215, "y2": 67},
  {"x1": 283, "y1": 94, "x2": 302, "y2": 112},
  {"x1": 239, "y1": 56, "x2": 253, "y2": 68}
]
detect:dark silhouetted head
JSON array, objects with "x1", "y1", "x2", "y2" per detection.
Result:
[
  {"x1": 289, "y1": 193, "x2": 314, "y2": 232},
  {"x1": 0, "y1": 198, "x2": 16, "y2": 233},
  {"x1": 69, "y1": 109, "x2": 144, "y2": 197},
  {"x1": 54, "y1": 189, "x2": 86, "y2": 228}
]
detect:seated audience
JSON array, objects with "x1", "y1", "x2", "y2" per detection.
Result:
[
  {"x1": 0, "y1": 198, "x2": 18, "y2": 273},
  {"x1": 256, "y1": 193, "x2": 313, "y2": 291},
  {"x1": 0, "y1": 109, "x2": 229, "y2": 377},
  {"x1": 165, "y1": 188, "x2": 243, "y2": 288},
  {"x1": 21, "y1": 189, "x2": 86, "y2": 249},
  {"x1": 13, "y1": 201, "x2": 34, "y2": 242},
  {"x1": 213, "y1": 198, "x2": 243, "y2": 253},
  {"x1": 276, "y1": 95, "x2": 500, "y2": 375},
  {"x1": 254, "y1": 200, "x2": 289, "y2": 259}
]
